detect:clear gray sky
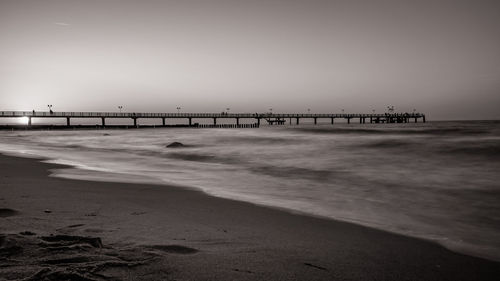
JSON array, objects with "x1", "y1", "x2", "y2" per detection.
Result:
[{"x1": 1, "y1": 0, "x2": 499, "y2": 120}]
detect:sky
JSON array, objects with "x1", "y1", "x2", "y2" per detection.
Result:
[{"x1": 1, "y1": 0, "x2": 499, "y2": 120}]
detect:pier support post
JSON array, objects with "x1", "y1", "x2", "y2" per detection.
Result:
[
  {"x1": 256, "y1": 118, "x2": 261, "y2": 126},
  {"x1": 66, "y1": 117, "x2": 70, "y2": 126},
  {"x1": 236, "y1": 118, "x2": 240, "y2": 126},
  {"x1": 162, "y1": 118, "x2": 166, "y2": 126},
  {"x1": 296, "y1": 118, "x2": 300, "y2": 125},
  {"x1": 133, "y1": 118, "x2": 137, "y2": 127},
  {"x1": 314, "y1": 117, "x2": 317, "y2": 125},
  {"x1": 189, "y1": 118, "x2": 192, "y2": 126},
  {"x1": 331, "y1": 118, "x2": 334, "y2": 124},
  {"x1": 347, "y1": 118, "x2": 351, "y2": 124},
  {"x1": 213, "y1": 118, "x2": 217, "y2": 125},
  {"x1": 423, "y1": 116, "x2": 426, "y2": 123},
  {"x1": 28, "y1": 117, "x2": 32, "y2": 126},
  {"x1": 101, "y1": 117, "x2": 106, "y2": 127}
]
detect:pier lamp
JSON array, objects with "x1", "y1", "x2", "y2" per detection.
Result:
[
  {"x1": 47, "y1": 104, "x2": 53, "y2": 113},
  {"x1": 226, "y1": 107, "x2": 230, "y2": 114},
  {"x1": 177, "y1": 107, "x2": 181, "y2": 114},
  {"x1": 118, "y1": 106, "x2": 123, "y2": 113},
  {"x1": 307, "y1": 108, "x2": 311, "y2": 114},
  {"x1": 342, "y1": 109, "x2": 344, "y2": 114}
]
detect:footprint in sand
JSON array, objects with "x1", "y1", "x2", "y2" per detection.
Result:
[
  {"x1": 0, "y1": 233, "x2": 168, "y2": 280},
  {"x1": 40, "y1": 234, "x2": 103, "y2": 248}
]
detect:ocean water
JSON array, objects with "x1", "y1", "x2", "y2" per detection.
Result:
[{"x1": 1, "y1": 121, "x2": 499, "y2": 261}]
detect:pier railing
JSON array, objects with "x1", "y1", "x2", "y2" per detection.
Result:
[
  {"x1": 0, "y1": 110, "x2": 426, "y2": 128},
  {"x1": 0, "y1": 111, "x2": 425, "y2": 119}
]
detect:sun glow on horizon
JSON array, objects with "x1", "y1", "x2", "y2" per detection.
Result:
[{"x1": 19, "y1": 116, "x2": 30, "y2": 125}]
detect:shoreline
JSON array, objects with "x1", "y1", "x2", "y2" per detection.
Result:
[
  {"x1": 4, "y1": 148, "x2": 497, "y2": 263},
  {"x1": 1, "y1": 153, "x2": 500, "y2": 280}
]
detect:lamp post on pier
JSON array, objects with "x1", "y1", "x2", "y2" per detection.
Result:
[
  {"x1": 47, "y1": 104, "x2": 53, "y2": 114},
  {"x1": 118, "y1": 106, "x2": 123, "y2": 113},
  {"x1": 177, "y1": 107, "x2": 181, "y2": 114}
]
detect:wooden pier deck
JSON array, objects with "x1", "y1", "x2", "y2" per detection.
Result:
[{"x1": 0, "y1": 111, "x2": 426, "y2": 128}]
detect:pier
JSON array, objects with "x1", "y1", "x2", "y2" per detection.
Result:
[{"x1": 0, "y1": 111, "x2": 426, "y2": 129}]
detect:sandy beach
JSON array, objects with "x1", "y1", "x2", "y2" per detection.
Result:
[{"x1": 1, "y1": 153, "x2": 499, "y2": 280}]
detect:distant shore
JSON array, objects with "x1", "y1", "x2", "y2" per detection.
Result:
[{"x1": 1, "y1": 153, "x2": 499, "y2": 280}]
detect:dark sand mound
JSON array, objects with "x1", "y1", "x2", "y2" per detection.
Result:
[
  {"x1": 166, "y1": 141, "x2": 184, "y2": 148},
  {"x1": 0, "y1": 233, "x2": 180, "y2": 281},
  {"x1": 0, "y1": 208, "x2": 19, "y2": 217}
]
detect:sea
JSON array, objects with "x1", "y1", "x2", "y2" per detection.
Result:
[{"x1": 1, "y1": 120, "x2": 499, "y2": 261}]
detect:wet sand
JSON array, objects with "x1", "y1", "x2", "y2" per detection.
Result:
[{"x1": 1, "y1": 154, "x2": 499, "y2": 280}]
